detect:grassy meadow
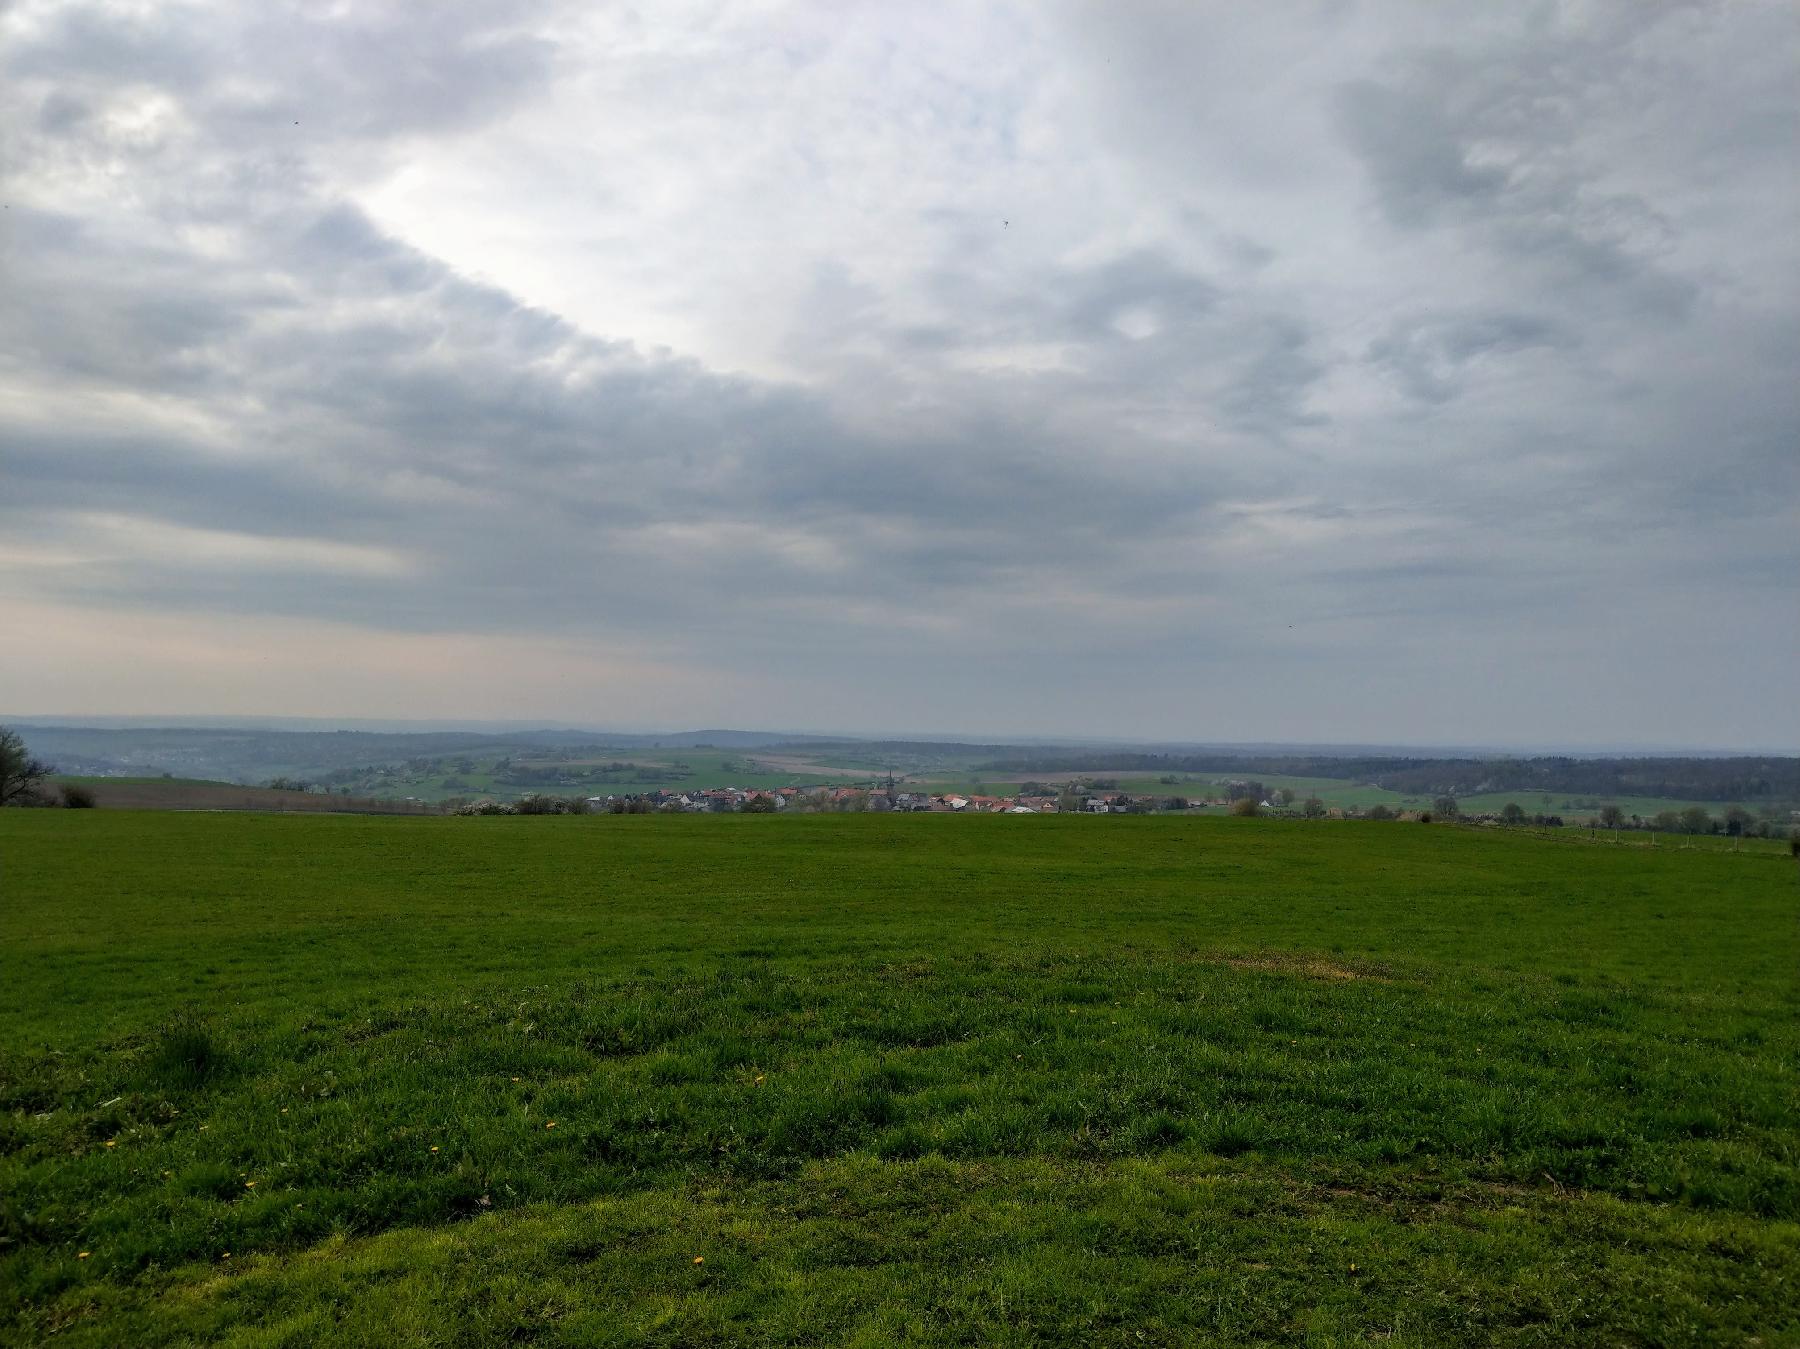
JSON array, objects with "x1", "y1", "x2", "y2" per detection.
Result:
[{"x1": 1, "y1": 812, "x2": 1796, "y2": 1345}]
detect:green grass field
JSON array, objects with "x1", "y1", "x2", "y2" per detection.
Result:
[{"x1": 2, "y1": 812, "x2": 1796, "y2": 1345}]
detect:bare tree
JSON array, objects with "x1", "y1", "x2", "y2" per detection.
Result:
[{"x1": 0, "y1": 726, "x2": 53, "y2": 806}]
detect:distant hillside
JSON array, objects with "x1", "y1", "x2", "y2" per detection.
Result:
[
  {"x1": 16, "y1": 724, "x2": 1800, "y2": 809},
  {"x1": 14, "y1": 725, "x2": 835, "y2": 782}
]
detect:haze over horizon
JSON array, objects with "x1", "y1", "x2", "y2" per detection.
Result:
[
  {"x1": 3, "y1": 711, "x2": 1793, "y2": 760},
  {"x1": 3, "y1": 2, "x2": 1795, "y2": 748}
]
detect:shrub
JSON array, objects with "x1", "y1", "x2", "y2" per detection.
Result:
[
  {"x1": 1364, "y1": 805, "x2": 1395, "y2": 821},
  {"x1": 1229, "y1": 797, "x2": 1260, "y2": 818},
  {"x1": 514, "y1": 795, "x2": 589, "y2": 816},
  {"x1": 60, "y1": 784, "x2": 97, "y2": 808}
]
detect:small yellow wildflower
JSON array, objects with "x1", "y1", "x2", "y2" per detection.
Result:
[
  {"x1": 693, "y1": 1256, "x2": 704, "y2": 1265},
  {"x1": 546, "y1": 1121, "x2": 556, "y2": 1129},
  {"x1": 430, "y1": 1146, "x2": 440, "y2": 1153},
  {"x1": 245, "y1": 1181, "x2": 255, "y2": 1188},
  {"x1": 77, "y1": 1252, "x2": 90, "y2": 1260}
]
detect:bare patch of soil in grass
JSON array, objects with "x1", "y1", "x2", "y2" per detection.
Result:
[
  {"x1": 1222, "y1": 953, "x2": 1393, "y2": 983},
  {"x1": 747, "y1": 755, "x2": 876, "y2": 778}
]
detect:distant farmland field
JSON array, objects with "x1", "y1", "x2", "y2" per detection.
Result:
[
  {"x1": 2, "y1": 812, "x2": 1795, "y2": 1345},
  {"x1": 48, "y1": 776, "x2": 442, "y2": 814}
]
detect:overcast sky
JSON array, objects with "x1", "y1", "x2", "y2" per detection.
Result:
[{"x1": 2, "y1": 1, "x2": 1795, "y2": 747}]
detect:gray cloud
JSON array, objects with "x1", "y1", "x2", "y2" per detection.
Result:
[
  {"x1": 1335, "y1": 79, "x2": 1512, "y2": 229},
  {"x1": 0, "y1": 0, "x2": 1794, "y2": 745},
  {"x1": 1368, "y1": 311, "x2": 1571, "y2": 404}
]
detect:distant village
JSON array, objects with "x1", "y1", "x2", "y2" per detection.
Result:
[
  {"x1": 567, "y1": 779, "x2": 1339, "y2": 817},
  {"x1": 604, "y1": 786, "x2": 1104, "y2": 814},
  {"x1": 459, "y1": 781, "x2": 1755, "y2": 832}
]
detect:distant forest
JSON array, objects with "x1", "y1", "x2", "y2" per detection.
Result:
[{"x1": 977, "y1": 754, "x2": 1800, "y2": 804}]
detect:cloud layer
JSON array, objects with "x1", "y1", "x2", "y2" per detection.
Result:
[{"x1": 2, "y1": 0, "x2": 1795, "y2": 746}]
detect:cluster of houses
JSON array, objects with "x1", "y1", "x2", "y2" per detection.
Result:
[{"x1": 588, "y1": 786, "x2": 1213, "y2": 814}]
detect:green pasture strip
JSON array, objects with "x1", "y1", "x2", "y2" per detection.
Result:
[
  {"x1": 1460, "y1": 822, "x2": 1791, "y2": 857},
  {"x1": 1447, "y1": 791, "x2": 1770, "y2": 820},
  {"x1": 909, "y1": 774, "x2": 1413, "y2": 809}
]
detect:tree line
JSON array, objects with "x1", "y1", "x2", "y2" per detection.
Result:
[{"x1": 0, "y1": 727, "x2": 93, "y2": 808}]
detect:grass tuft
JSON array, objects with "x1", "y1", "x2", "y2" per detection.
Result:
[{"x1": 147, "y1": 1014, "x2": 227, "y2": 1091}]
